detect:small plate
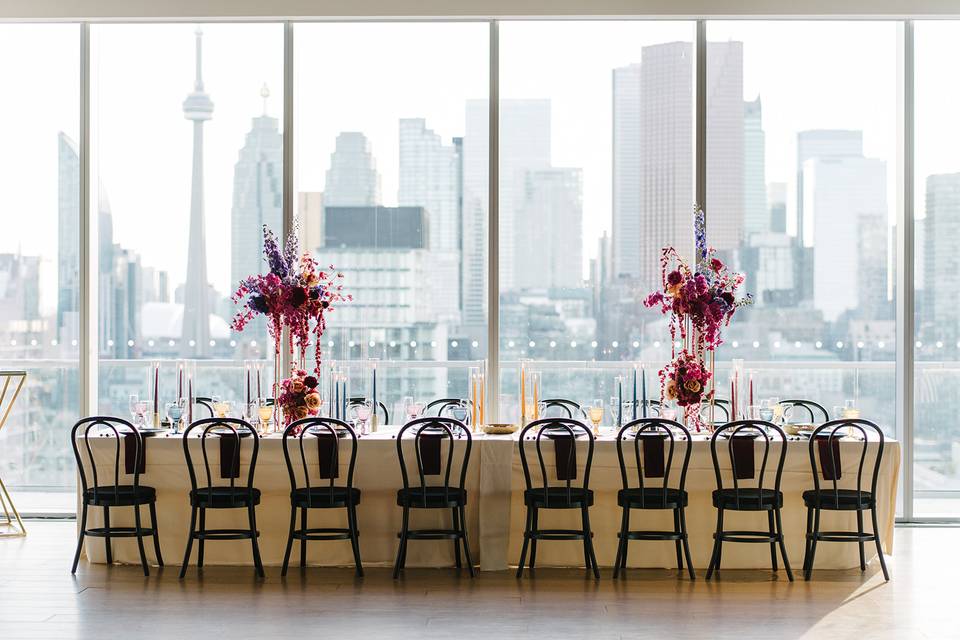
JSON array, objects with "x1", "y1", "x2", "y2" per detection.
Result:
[{"x1": 137, "y1": 428, "x2": 168, "y2": 437}]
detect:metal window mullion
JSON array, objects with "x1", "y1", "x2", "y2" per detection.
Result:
[
  {"x1": 486, "y1": 19, "x2": 500, "y2": 423},
  {"x1": 896, "y1": 20, "x2": 915, "y2": 521},
  {"x1": 281, "y1": 21, "x2": 294, "y2": 377},
  {"x1": 79, "y1": 22, "x2": 97, "y2": 417},
  {"x1": 695, "y1": 20, "x2": 707, "y2": 217}
]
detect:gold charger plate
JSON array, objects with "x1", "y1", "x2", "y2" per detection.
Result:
[{"x1": 482, "y1": 423, "x2": 518, "y2": 435}]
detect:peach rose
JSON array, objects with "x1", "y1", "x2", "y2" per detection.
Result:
[
  {"x1": 304, "y1": 392, "x2": 321, "y2": 410},
  {"x1": 684, "y1": 379, "x2": 702, "y2": 393},
  {"x1": 291, "y1": 380, "x2": 305, "y2": 393},
  {"x1": 294, "y1": 406, "x2": 309, "y2": 420},
  {"x1": 665, "y1": 379, "x2": 679, "y2": 400}
]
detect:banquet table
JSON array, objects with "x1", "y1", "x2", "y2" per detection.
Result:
[{"x1": 80, "y1": 428, "x2": 899, "y2": 572}]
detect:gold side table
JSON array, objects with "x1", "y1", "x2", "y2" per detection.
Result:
[{"x1": 0, "y1": 371, "x2": 27, "y2": 537}]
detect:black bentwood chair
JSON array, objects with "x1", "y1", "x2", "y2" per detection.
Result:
[
  {"x1": 192, "y1": 397, "x2": 216, "y2": 418},
  {"x1": 424, "y1": 398, "x2": 474, "y2": 424},
  {"x1": 614, "y1": 418, "x2": 695, "y2": 580},
  {"x1": 179, "y1": 418, "x2": 263, "y2": 578},
  {"x1": 347, "y1": 397, "x2": 389, "y2": 424},
  {"x1": 707, "y1": 420, "x2": 793, "y2": 581},
  {"x1": 281, "y1": 417, "x2": 363, "y2": 577},
  {"x1": 780, "y1": 399, "x2": 830, "y2": 424},
  {"x1": 393, "y1": 417, "x2": 474, "y2": 579},
  {"x1": 71, "y1": 417, "x2": 163, "y2": 576},
  {"x1": 539, "y1": 398, "x2": 588, "y2": 420},
  {"x1": 802, "y1": 419, "x2": 889, "y2": 581},
  {"x1": 699, "y1": 398, "x2": 731, "y2": 424},
  {"x1": 516, "y1": 418, "x2": 600, "y2": 579}
]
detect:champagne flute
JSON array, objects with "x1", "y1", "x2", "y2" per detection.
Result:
[{"x1": 588, "y1": 399, "x2": 604, "y2": 436}]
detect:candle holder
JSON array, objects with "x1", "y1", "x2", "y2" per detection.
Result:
[
  {"x1": 468, "y1": 366, "x2": 480, "y2": 432},
  {"x1": 150, "y1": 360, "x2": 161, "y2": 428},
  {"x1": 518, "y1": 359, "x2": 531, "y2": 427},
  {"x1": 369, "y1": 358, "x2": 380, "y2": 432},
  {"x1": 530, "y1": 370, "x2": 541, "y2": 421}
]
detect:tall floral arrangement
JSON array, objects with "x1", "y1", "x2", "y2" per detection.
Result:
[
  {"x1": 643, "y1": 207, "x2": 751, "y2": 427},
  {"x1": 231, "y1": 225, "x2": 350, "y2": 374}
]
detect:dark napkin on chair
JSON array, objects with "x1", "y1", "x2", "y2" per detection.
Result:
[
  {"x1": 551, "y1": 433, "x2": 578, "y2": 481},
  {"x1": 815, "y1": 435, "x2": 843, "y2": 481},
  {"x1": 729, "y1": 434, "x2": 756, "y2": 480},
  {"x1": 418, "y1": 432, "x2": 443, "y2": 476},
  {"x1": 639, "y1": 433, "x2": 666, "y2": 478},
  {"x1": 123, "y1": 433, "x2": 145, "y2": 475},
  {"x1": 316, "y1": 432, "x2": 340, "y2": 480},
  {"x1": 219, "y1": 436, "x2": 241, "y2": 479}
]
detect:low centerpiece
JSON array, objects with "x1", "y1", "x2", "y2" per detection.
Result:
[
  {"x1": 643, "y1": 207, "x2": 751, "y2": 429},
  {"x1": 278, "y1": 369, "x2": 323, "y2": 430}
]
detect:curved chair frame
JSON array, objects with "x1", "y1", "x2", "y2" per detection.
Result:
[
  {"x1": 516, "y1": 418, "x2": 599, "y2": 579},
  {"x1": 803, "y1": 418, "x2": 889, "y2": 581},
  {"x1": 781, "y1": 399, "x2": 830, "y2": 424},
  {"x1": 614, "y1": 418, "x2": 695, "y2": 580},
  {"x1": 707, "y1": 420, "x2": 793, "y2": 581},
  {"x1": 393, "y1": 417, "x2": 474, "y2": 578},
  {"x1": 538, "y1": 398, "x2": 588, "y2": 420},
  {"x1": 424, "y1": 398, "x2": 474, "y2": 424},
  {"x1": 179, "y1": 417, "x2": 263, "y2": 578},
  {"x1": 281, "y1": 417, "x2": 363, "y2": 576},
  {"x1": 347, "y1": 397, "x2": 389, "y2": 424},
  {"x1": 71, "y1": 416, "x2": 162, "y2": 576}
]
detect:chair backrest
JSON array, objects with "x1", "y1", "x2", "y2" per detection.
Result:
[
  {"x1": 808, "y1": 418, "x2": 884, "y2": 508},
  {"x1": 71, "y1": 416, "x2": 142, "y2": 503},
  {"x1": 182, "y1": 418, "x2": 260, "y2": 505},
  {"x1": 699, "y1": 398, "x2": 730, "y2": 423},
  {"x1": 424, "y1": 398, "x2": 473, "y2": 424},
  {"x1": 539, "y1": 398, "x2": 587, "y2": 420},
  {"x1": 282, "y1": 417, "x2": 358, "y2": 507},
  {"x1": 518, "y1": 418, "x2": 595, "y2": 507},
  {"x1": 347, "y1": 396, "x2": 389, "y2": 423},
  {"x1": 193, "y1": 396, "x2": 215, "y2": 418},
  {"x1": 781, "y1": 399, "x2": 829, "y2": 423},
  {"x1": 616, "y1": 418, "x2": 691, "y2": 508},
  {"x1": 710, "y1": 420, "x2": 787, "y2": 508},
  {"x1": 396, "y1": 416, "x2": 472, "y2": 507}
]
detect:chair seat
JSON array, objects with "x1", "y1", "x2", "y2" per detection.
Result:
[
  {"x1": 190, "y1": 486, "x2": 261, "y2": 508},
  {"x1": 83, "y1": 485, "x2": 156, "y2": 507},
  {"x1": 397, "y1": 486, "x2": 466, "y2": 508},
  {"x1": 524, "y1": 487, "x2": 594, "y2": 509},
  {"x1": 292, "y1": 486, "x2": 361, "y2": 508},
  {"x1": 803, "y1": 489, "x2": 874, "y2": 510},
  {"x1": 712, "y1": 488, "x2": 782, "y2": 510},
  {"x1": 618, "y1": 487, "x2": 687, "y2": 509}
]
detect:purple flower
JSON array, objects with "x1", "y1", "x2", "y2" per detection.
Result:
[{"x1": 249, "y1": 295, "x2": 269, "y2": 314}]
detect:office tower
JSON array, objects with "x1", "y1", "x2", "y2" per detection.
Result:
[
  {"x1": 398, "y1": 118, "x2": 461, "y2": 321},
  {"x1": 57, "y1": 132, "x2": 80, "y2": 343},
  {"x1": 298, "y1": 192, "x2": 324, "y2": 254},
  {"x1": 514, "y1": 168, "x2": 583, "y2": 290},
  {"x1": 612, "y1": 62, "x2": 642, "y2": 279},
  {"x1": 230, "y1": 85, "x2": 282, "y2": 346},
  {"x1": 768, "y1": 182, "x2": 787, "y2": 233},
  {"x1": 796, "y1": 130, "x2": 863, "y2": 245},
  {"x1": 706, "y1": 41, "x2": 744, "y2": 252},
  {"x1": 324, "y1": 132, "x2": 381, "y2": 206},
  {"x1": 805, "y1": 153, "x2": 887, "y2": 321},
  {"x1": 924, "y1": 173, "x2": 960, "y2": 332},
  {"x1": 180, "y1": 28, "x2": 214, "y2": 357},
  {"x1": 743, "y1": 96, "x2": 768, "y2": 238}
]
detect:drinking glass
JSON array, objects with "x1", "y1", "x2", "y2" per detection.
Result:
[
  {"x1": 609, "y1": 396, "x2": 620, "y2": 425},
  {"x1": 588, "y1": 399, "x2": 604, "y2": 435},
  {"x1": 355, "y1": 401, "x2": 372, "y2": 436},
  {"x1": 842, "y1": 399, "x2": 860, "y2": 419},
  {"x1": 769, "y1": 397, "x2": 783, "y2": 423},
  {"x1": 245, "y1": 401, "x2": 260, "y2": 426},
  {"x1": 759, "y1": 398, "x2": 774, "y2": 422},
  {"x1": 134, "y1": 400, "x2": 149, "y2": 428},
  {"x1": 405, "y1": 400, "x2": 422, "y2": 422},
  {"x1": 128, "y1": 394, "x2": 140, "y2": 425},
  {"x1": 832, "y1": 405, "x2": 844, "y2": 420},
  {"x1": 450, "y1": 404, "x2": 469, "y2": 425},
  {"x1": 258, "y1": 404, "x2": 273, "y2": 433},
  {"x1": 660, "y1": 403, "x2": 678, "y2": 421},
  {"x1": 165, "y1": 400, "x2": 184, "y2": 434}
]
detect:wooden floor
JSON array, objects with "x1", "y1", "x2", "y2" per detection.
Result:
[{"x1": 1, "y1": 522, "x2": 957, "y2": 639}]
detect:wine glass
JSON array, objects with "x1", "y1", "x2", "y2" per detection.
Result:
[
  {"x1": 133, "y1": 399, "x2": 149, "y2": 428},
  {"x1": 609, "y1": 396, "x2": 620, "y2": 425},
  {"x1": 758, "y1": 398, "x2": 774, "y2": 422},
  {"x1": 405, "y1": 399, "x2": 422, "y2": 422},
  {"x1": 450, "y1": 403, "x2": 469, "y2": 426},
  {"x1": 258, "y1": 403, "x2": 273, "y2": 433},
  {"x1": 355, "y1": 401, "x2": 372, "y2": 436},
  {"x1": 769, "y1": 397, "x2": 784, "y2": 423},
  {"x1": 588, "y1": 399, "x2": 604, "y2": 435},
  {"x1": 128, "y1": 394, "x2": 140, "y2": 425},
  {"x1": 165, "y1": 399, "x2": 184, "y2": 434},
  {"x1": 244, "y1": 401, "x2": 260, "y2": 427},
  {"x1": 660, "y1": 403, "x2": 678, "y2": 421},
  {"x1": 842, "y1": 399, "x2": 860, "y2": 419}
]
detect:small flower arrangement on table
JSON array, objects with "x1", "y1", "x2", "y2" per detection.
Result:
[
  {"x1": 662, "y1": 351, "x2": 712, "y2": 408},
  {"x1": 278, "y1": 369, "x2": 322, "y2": 430}
]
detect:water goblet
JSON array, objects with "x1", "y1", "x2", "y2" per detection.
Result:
[
  {"x1": 588, "y1": 399, "x2": 604, "y2": 436},
  {"x1": 355, "y1": 401, "x2": 372, "y2": 436},
  {"x1": 128, "y1": 394, "x2": 140, "y2": 425},
  {"x1": 759, "y1": 398, "x2": 774, "y2": 422},
  {"x1": 450, "y1": 404, "x2": 469, "y2": 426},
  {"x1": 165, "y1": 400, "x2": 184, "y2": 434},
  {"x1": 406, "y1": 400, "x2": 423, "y2": 422},
  {"x1": 258, "y1": 403, "x2": 273, "y2": 433},
  {"x1": 609, "y1": 396, "x2": 620, "y2": 425},
  {"x1": 134, "y1": 400, "x2": 149, "y2": 428}
]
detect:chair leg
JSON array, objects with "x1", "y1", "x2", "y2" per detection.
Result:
[
  {"x1": 281, "y1": 505, "x2": 296, "y2": 577},
  {"x1": 393, "y1": 506, "x2": 410, "y2": 579},
  {"x1": 71, "y1": 503, "x2": 88, "y2": 574},
  {"x1": 620, "y1": 507, "x2": 630, "y2": 571},
  {"x1": 805, "y1": 507, "x2": 821, "y2": 581},
  {"x1": 452, "y1": 507, "x2": 462, "y2": 569},
  {"x1": 674, "y1": 509, "x2": 684, "y2": 573},
  {"x1": 299, "y1": 508, "x2": 308, "y2": 568},
  {"x1": 248, "y1": 505, "x2": 264, "y2": 578},
  {"x1": 515, "y1": 506, "x2": 531, "y2": 579},
  {"x1": 802, "y1": 506, "x2": 813, "y2": 574},
  {"x1": 870, "y1": 507, "x2": 890, "y2": 581},
  {"x1": 149, "y1": 502, "x2": 164, "y2": 567},
  {"x1": 179, "y1": 506, "x2": 197, "y2": 579},
  {"x1": 529, "y1": 507, "x2": 539, "y2": 570},
  {"x1": 767, "y1": 510, "x2": 778, "y2": 572},
  {"x1": 103, "y1": 506, "x2": 113, "y2": 566},
  {"x1": 582, "y1": 506, "x2": 600, "y2": 580},
  {"x1": 459, "y1": 505, "x2": 475, "y2": 578},
  {"x1": 679, "y1": 507, "x2": 695, "y2": 581},
  {"x1": 775, "y1": 507, "x2": 793, "y2": 582},
  {"x1": 856, "y1": 508, "x2": 866, "y2": 571},
  {"x1": 133, "y1": 504, "x2": 150, "y2": 577},
  {"x1": 706, "y1": 508, "x2": 723, "y2": 581},
  {"x1": 347, "y1": 504, "x2": 364, "y2": 577},
  {"x1": 613, "y1": 507, "x2": 629, "y2": 579},
  {"x1": 197, "y1": 508, "x2": 206, "y2": 569}
]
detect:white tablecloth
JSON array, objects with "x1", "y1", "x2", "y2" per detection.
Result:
[{"x1": 80, "y1": 429, "x2": 899, "y2": 571}]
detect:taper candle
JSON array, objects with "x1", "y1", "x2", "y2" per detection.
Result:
[{"x1": 641, "y1": 365, "x2": 648, "y2": 418}]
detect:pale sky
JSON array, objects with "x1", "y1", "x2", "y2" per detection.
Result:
[{"x1": 2, "y1": 20, "x2": 957, "y2": 317}]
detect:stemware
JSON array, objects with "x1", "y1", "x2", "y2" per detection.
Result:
[
  {"x1": 769, "y1": 396, "x2": 783, "y2": 423},
  {"x1": 355, "y1": 401, "x2": 372, "y2": 436},
  {"x1": 405, "y1": 399, "x2": 423, "y2": 422},
  {"x1": 133, "y1": 399, "x2": 149, "y2": 428},
  {"x1": 609, "y1": 396, "x2": 620, "y2": 426},
  {"x1": 758, "y1": 398, "x2": 774, "y2": 422},
  {"x1": 588, "y1": 399, "x2": 604, "y2": 436},
  {"x1": 450, "y1": 403, "x2": 469, "y2": 425},
  {"x1": 842, "y1": 398, "x2": 860, "y2": 419},
  {"x1": 128, "y1": 394, "x2": 140, "y2": 426},
  {"x1": 258, "y1": 403, "x2": 273, "y2": 433},
  {"x1": 165, "y1": 399, "x2": 185, "y2": 434}
]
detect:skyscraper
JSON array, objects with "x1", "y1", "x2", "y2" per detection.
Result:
[
  {"x1": 514, "y1": 168, "x2": 583, "y2": 290},
  {"x1": 743, "y1": 96, "x2": 767, "y2": 238},
  {"x1": 57, "y1": 132, "x2": 79, "y2": 343},
  {"x1": 230, "y1": 84, "x2": 282, "y2": 344},
  {"x1": 180, "y1": 28, "x2": 214, "y2": 357},
  {"x1": 796, "y1": 130, "x2": 863, "y2": 245},
  {"x1": 924, "y1": 173, "x2": 960, "y2": 333},
  {"x1": 612, "y1": 63, "x2": 642, "y2": 279},
  {"x1": 706, "y1": 41, "x2": 744, "y2": 252},
  {"x1": 398, "y1": 118, "x2": 461, "y2": 321},
  {"x1": 324, "y1": 132, "x2": 381, "y2": 206},
  {"x1": 461, "y1": 101, "x2": 489, "y2": 327}
]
